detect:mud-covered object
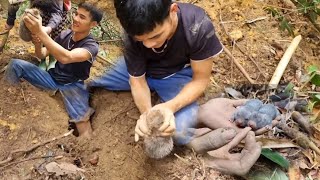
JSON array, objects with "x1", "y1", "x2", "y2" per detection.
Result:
[
  {"x1": 232, "y1": 99, "x2": 279, "y2": 130},
  {"x1": 144, "y1": 109, "x2": 174, "y2": 159},
  {"x1": 19, "y1": 8, "x2": 41, "y2": 42}
]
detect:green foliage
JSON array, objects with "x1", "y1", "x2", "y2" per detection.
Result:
[
  {"x1": 246, "y1": 168, "x2": 288, "y2": 180},
  {"x1": 16, "y1": 1, "x2": 30, "y2": 18},
  {"x1": 265, "y1": 0, "x2": 320, "y2": 36},
  {"x1": 261, "y1": 148, "x2": 290, "y2": 170},
  {"x1": 307, "y1": 65, "x2": 320, "y2": 86},
  {"x1": 265, "y1": 7, "x2": 294, "y2": 36}
]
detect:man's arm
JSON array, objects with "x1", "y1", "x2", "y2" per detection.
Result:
[
  {"x1": 129, "y1": 75, "x2": 152, "y2": 114},
  {"x1": 163, "y1": 57, "x2": 213, "y2": 113},
  {"x1": 32, "y1": 35, "x2": 49, "y2": 59},
  {"x1": 24, "y1": 12, "x2": 92, "y2": 64}
]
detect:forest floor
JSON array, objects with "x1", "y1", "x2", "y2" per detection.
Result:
[{"x1": 0, "y1": 0, "x2": 319, "y2": 179}]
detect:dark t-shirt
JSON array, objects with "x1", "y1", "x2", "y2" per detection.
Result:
[
  {"x1": 124, "y1": 3, "x2": 223, "y2": 79},
  {"x1": 48, "y1": 29, "x2": 99, "y2": 84}
]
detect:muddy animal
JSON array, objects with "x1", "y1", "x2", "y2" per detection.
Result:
[
  {"x1": 231, "y1": 99, "x2": 263, "y2": 127},
  {"x1": 144, "y1": 109, "x2": 174, "y2": 159},
  {"x1": 19, "y1": 8, "x2": 40, "y2": 42},
  {"x1": 247, "y1": 104, "x2": 279, "y2": 130}
]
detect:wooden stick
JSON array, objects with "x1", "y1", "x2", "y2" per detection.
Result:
[
  {"x1": 269, "y1": 35, "x2": 302, "y2": 89},
  {"x1": 97, "y1": 54, "x2": 117, "y2": 66},
  {"x1": 0, "y1": 130, "x2": 73, "y2": 166},
  {"x1": 223, "y1": 46, "x2": 256, "y2": 84}
]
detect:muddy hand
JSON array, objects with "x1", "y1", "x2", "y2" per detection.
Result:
[
  {"x1": 204, "y1": 127, "x2": 261, "y2": 175},
  {"x1": 198, "y1": 98, "x2": 248, "y2": 130},
  {"x1": 134, "y1": 112, "x2": 150, "y2": 142},
  {"x1": 188, "y1": 127, "x2": 237, "y2": 153},
  {"x1": 152, "y1": 104, "x2": 176, "y2": 137}
]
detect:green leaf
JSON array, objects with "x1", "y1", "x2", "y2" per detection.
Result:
[
  {"x1": 308, "y1": 65, "x2": 318, "y2": 73},
  {"x1": 261, "y1": 148, "x2": 290, "y2": 169},
  {"x1": 280, "y1": 18, "x2": 294, "y2": 36},
  {"x1": 246, "y1": 167, "x2": 288, "y2": 180},
  {"x1": 311, "y1": 74, "x2": 320, "y2": 86},
  {"x1": 313, "y1": 94, "x2": 320, "y2": 102},
  {"x1": 284, "y1": 82, "x2": 294, "y2": 94}
]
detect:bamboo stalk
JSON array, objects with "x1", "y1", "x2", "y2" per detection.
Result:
[{"x1": 269, "y1": 35, "x2": 302, "y2": 89}]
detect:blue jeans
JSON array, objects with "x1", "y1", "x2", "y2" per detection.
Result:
[
  {"x1": 89, "y1": 56, "x2": 199, "y2": 145},
  {"x1": 5, "y1": 59, "x2": 93, "y2": 123}
]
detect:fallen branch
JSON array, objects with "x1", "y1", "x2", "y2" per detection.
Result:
[
  {"x1": 0, "y1": 155, "x2": 63, "y2": 171},
  {"x1": 277, "y1": 122, "x2": 320, "y2": 155},
  {"x1": 245, "y1": 16, "x2": 268, "y2": 24},
  {"x1": 269, "y1": 35, "x2": 302, "y2": 89},
  {"x1": 223, "y1": 46, "x2": 256, "y2": 84},
  {"x1": 0, "y1": 130, "x2": 73, "y2": 166},
  {"x1": 97, "y1": 54, "x2": 116, "y2": 66},
  {"x1": 219, "y1": 8, "x2": 264, "y2": 81}
]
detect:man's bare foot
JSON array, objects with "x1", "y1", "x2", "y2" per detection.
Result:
[
  {"x1": 76, "y1": 121, "x2": 92, "y2": 138},
  {"x1": 0, "y1": 24, "x2": 13, "y2": 35}
]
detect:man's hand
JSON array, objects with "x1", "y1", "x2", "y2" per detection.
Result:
[
  {"x1": 198, "y1": 98, "x2": 247, "y2": 130},
  {"x1": 134, "y1": 112, "x2": 150, "y2": 142},
  {"x1": 198, "y1": 98, "x2": 279, "y2": 135},
  {"x1": 31, "y1": 34, "x2": 41, "y2": 45},
  {"x1": 204, "y1": 127, "x2": 262, "y2": 175},
  {"x1": 152, "y1": 103, "x2": 176, "y2": 137},
  {"x1": 23, "y1": 9, "x2": 43, "y2": 35}
]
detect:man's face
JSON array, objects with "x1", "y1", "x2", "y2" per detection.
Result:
[
  {"x1": 71, "y1": 7, "x2": 96, "y2": 32},
  {"x1": 134, "y1": 3, "x2": 178, "y2": 49}
]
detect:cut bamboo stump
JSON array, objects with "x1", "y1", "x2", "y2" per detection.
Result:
[{"x1": 269, "y1": 35, "x2": 302, "y2": 89}]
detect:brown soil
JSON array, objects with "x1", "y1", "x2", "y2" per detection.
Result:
[{"x1": 0, "y1": 0, "x2": 319, "y2": 179}]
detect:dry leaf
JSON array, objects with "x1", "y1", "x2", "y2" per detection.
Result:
[
  {"x1": 256, "y1": 137, "x2": 298, "y2": 149},
  {"x1": 288, "y1": 163, "x2": 301, "y2": 180}
]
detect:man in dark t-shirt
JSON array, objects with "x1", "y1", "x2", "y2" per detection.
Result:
[
  {"x1": 5, "y1": 3, "x2": 103, "y2": 138},
  {"x1": 89, "y1": 0, "x2": 261, "y2": 175}
]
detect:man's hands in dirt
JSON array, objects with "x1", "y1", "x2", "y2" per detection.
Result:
[
  {"x1": 134, "y1": 103, "x2": 176, "y2": 142},
  {"x1": 198, "y1": 98, "x2": 279, "y2": 135},
  {"x1": 204, "y1": 127, "x2": 262, "y2": 175}
]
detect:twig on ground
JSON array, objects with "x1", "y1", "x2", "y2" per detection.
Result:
[
  {"x1": 245, "y1": 16, "x2": 268, "y2": 24},
  {"x1": 0, "y1": 130, "x2": 74, "y2": 166},
  {"x1": 223, "y1": 46, "x2": 256, "y2": 84},
  {"x1": 97, "y1": 55, "x2": 117, "y2": 66},
  {"x1": 0, "y1": 155, "x2": 63, "y2": 171},
  {"x1": 0, "y1": 65, "x2": 7, "y2": 73},
  {"x1": 98, "y1": 39, "x2": 123, "y2": 43},
  {"x1": 20, "y1": 87, "x2": 27, "y2": 103},
  {"x1": 219, "y1": 8, "x2": 266, "y2": 80},
  {"x1": 174, "y1": 153, "x2": 193, "y2": 166}
]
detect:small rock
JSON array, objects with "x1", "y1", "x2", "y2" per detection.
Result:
[
  {"x1": 229, "y1": 30, "x2": 243, "y2": 41},
  {"x1": 89, "y1": 154, "x2": 99, "y2": 166}
]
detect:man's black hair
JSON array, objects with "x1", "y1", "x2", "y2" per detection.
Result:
[
  {"x1": 114, "y1": 0, "x2": 172, "y2": 36},
  {"x1": 78, "y1": 2, "x2": 103, "y2": 23}
]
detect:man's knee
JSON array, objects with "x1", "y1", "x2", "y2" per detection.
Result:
[{"x1": 5, "y1": 59, "x2": 24, "y2": 84}]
